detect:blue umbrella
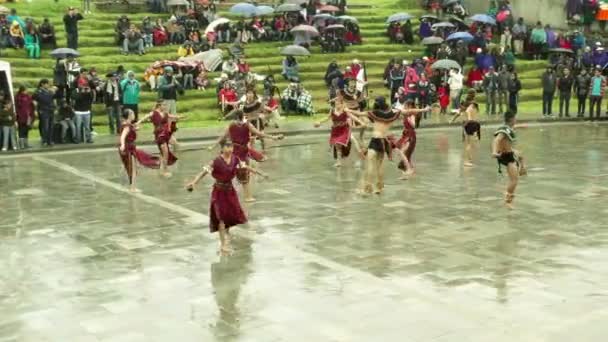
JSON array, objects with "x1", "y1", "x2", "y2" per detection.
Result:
[
  {"x1": 469, "y1": 14, "x2": 496, "y2": 25},
  {"x1": 386, "y1": 12, "x2": 413, "y2": 24},
  {"x1": 230, "y1": 3, "x2": 256, "y2": 16},
  {"x1": 255, "y1": 5, "x2": 274, "y2": 16},
  {"x1": 446, "y1": 31, "x2": 474, "y2": 41}
]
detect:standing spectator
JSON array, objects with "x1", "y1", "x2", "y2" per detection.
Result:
[
  {"x1": 121, "y1": 71, "x2": 140, "y2": 120},
  {"x1": 14, "y1": 86, "x2": 34, "y2": 149},
  {"x1": 447, "y1": 68, "x2": 463, "y2": 110},
  {"x1": 158, "y1": 66, "x2": 182, "y2": 115},
  {"x1": 500, "y1": 26, "x2": 512, "y2": 51},
  {"x1": 63, "y1": 7, "x2": 84, "y2": 50},
  {"x1": 588, "y1": 68, "x2": 605, "y2": 120},
  {"x1": 417, "y1": 73, "x2": 431, "y2": 118},
  {"x1": 575, "y1": 68, "x2": 591, "y2": 117},
  {"x1": 104, "y1": 73, "x2": 122, "y2": 135},
  {"x1": 57, "y1": 100, "x2": 76, "y2": 143},
  {"x1": 511, "y1": 17, "x2": 527, "y2": 56},
  {"x1": 32, "y1": 79, "x2": 56, "y2": 147},
  {"x1": 83, "y1": 0, "x2": 92, "y2": 15},
  {"x1": 389, "y1": 63, "x2": 404, "y2": 104},
  {"x1": 497, "y1": 66, "x2": 510, "y2": 114},
  {"x1": 541, "y1": 67, "x2": 557, "y2": 117},
  {"x1": 530, "y1": 21, "x2": 546, "y2": 60},
  {"x1": 466, "y1": 65, "x2": 484, "y2": 90},
  {"x1": 0, "y1": 95, "x2": 16, "y2": 151},
  {"x1": 557, "y1": 68, "x2": 574, "y2": 117},
  {"x1": 403, "y1": 64, "x2": 419, "y2": 102},
  {"x1": 508, "y1": 72, "x2": 522, "y2": 114},
  {"x1": 73, "y1": 85, "x2": 94, "y2": 143},
  {"x1": 482, "y1": 66, "x2": 499, "y2": 116},
  {"x1": 38, "y1": 18, "x2": 56, "y2": 49}
]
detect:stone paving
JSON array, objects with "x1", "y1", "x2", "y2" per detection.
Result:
[{"x1": 1, "y1": 123, "x2": 608, "y2": 342}]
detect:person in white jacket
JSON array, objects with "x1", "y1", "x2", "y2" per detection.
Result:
[{"x1": 448, "y1": 68, "x2": 463, "y2": 111}]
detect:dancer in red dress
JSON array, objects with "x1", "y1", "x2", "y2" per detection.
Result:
[
  {"x1": 186, "y1": 140, "x2": 266, "y2": 255},
  {"x1": 314, "y1": 99, "x2": 365, "y2": 167},
  {"x1": 393, "y1": 100, "x2": 429, "y2": 179},
  {"x1": 137, "y1": 101, "x2": 184, "y2": 177},
  {"x1": 118, "y1": 109, "x2": 161, "y2": 192},
  {"x1": 209, "y1": 110, "x2": 283, "y2": 202}
]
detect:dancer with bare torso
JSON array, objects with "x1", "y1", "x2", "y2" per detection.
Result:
[
  {"x1": 451, "y1": 90, "x2": 481, "y2": 167},
  {"x1": 492, "y1": 111, "x2": 527, "y2": 209}
]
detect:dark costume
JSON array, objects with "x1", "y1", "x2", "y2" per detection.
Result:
[
  {"x1": 118, "y1": 124, "x2": 161, "y2": 184},
  {"x1": 243, "y1": 100, "x2": 264, "y2": 131},
  {"x1": 228, "y1": 121, "x2": 265, "y2": 184},
  {"x1": 463, "y1": 120, "x2": 481, "y2": 140},
  {"x1": 209, "y1": 155, "x2": 248, "y2": 233},
  {"x1": 494, "y1": 124, "x2": 518, "y2": 172},
  {"x1": 366, "y1": 108, "x2": 400, "y2": 159},
  {"x1": 150, "y1": 110, "x2": 178, "y2": 165},
  {"x1": 329, "y1": 111, "x2": 352, "y2": 159}
]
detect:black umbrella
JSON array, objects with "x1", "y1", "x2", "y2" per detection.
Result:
[{"x1": 50, "y1": 48, "x2": 80, "y2": 59}]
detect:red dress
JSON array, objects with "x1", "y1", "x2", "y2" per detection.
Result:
[
  {"x1": 150, "y1": 110, "x2": 177, "y2": 165},
  {"x1": 329, "y1": 111, "x2": 351, "y2": 158},
  {"x1": 395, "y1": 115, "x2": 417, "y2": 171},
  {"x1": 209, "y1": 155, "x2": 248, "y2": 233},
  {"x1": 119, "y1": 124, "x2": 161, "y2": 184}
]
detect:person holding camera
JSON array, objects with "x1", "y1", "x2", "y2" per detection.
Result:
[{"x1": 158, "y1": 66, "x2": 183, "y2": 115}]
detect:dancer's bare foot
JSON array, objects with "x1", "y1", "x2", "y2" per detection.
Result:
[
  {"x1": 333, "y1": 161, "x2": 342, "y2": 168},
  {"x1": 464, "y1": 161, "x2": 474, "y2": 167},
  {"x1": 399, "y1": 172, "x2": 409, "y2": 180},
  {"x1": 245, "y1": 197, "x2": 256, "y2": 202},
  {"x1": 519, "y1": 166, "x2": 527, "y2": 176},
  {"x1": 162, "y1": 172, "x2": 172, "y2": 178},
  {"x1": 129, "y1": 186, "x2": 141, "y2": 193},
  {"x1": 218, "y1": 244, "x2": 233, "y2": 256}
]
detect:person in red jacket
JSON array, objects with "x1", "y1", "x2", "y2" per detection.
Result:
[
  {"x1": 14, "y1": 86, "x2": 35, "y2": 149},
  {"x1": 466, "y1": 65, "x2": 484, "y2": 90}
]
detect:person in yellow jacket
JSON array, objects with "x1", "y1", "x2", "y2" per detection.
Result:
[{"x1": 177, "y1": 41, "x2": 195, "y2": 57}]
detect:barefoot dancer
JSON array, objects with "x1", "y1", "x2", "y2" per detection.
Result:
[
  {"x1": 137, "y1": 101, "x2": 184, "y2": 177},
  {"x1": 314, "y1": 99, "x2": 365, "y2": 167},
  {"x1": 241, "y1": 89, "x2": 273, "y2": 151},
  {"x1": 118, "y1": 109, "x2": 161, "y2": 192},
  {"x1": 186, "y1": 139, "x2": 267, "y2": 255},
  {"x1": 492, "y1": 111, "x2": 527, "y2": 209},
  {"x1": 337, "y1": 79, "x2": 367, "y2": 152},
  {"x1": 209, "y1": 110, "x2": 283, "y2": 202},
  {"x1": 451, "y1": 90, "x2": 481, "y2": 167},
  {"x1": 394, "y1": 100, "x2": 430, "y2": 179}
]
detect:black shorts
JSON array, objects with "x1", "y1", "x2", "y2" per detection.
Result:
[
  {"x1": 497, "y1": 152, "x2": 517, "y2": 166},
  {"x1": 368, "y1": 137, "x2": 391, "y2": 157},
  {"x1": 463, "y1": 120, "x2": 481, "y2": 136}
]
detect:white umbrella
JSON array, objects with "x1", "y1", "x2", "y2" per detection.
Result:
[
  {"x1": 290, "y1": 24, "x2": 319, "y2": 36},
  {"x1": 178, "y1": 49, "x2": 224, "y2": 71},
  {"x1": 204, "y1": 18, "x2": 230, "y2": 34}
]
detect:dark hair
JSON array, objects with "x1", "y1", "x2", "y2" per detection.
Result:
[
  {"x1": 122, "y1": 108, "x2": 133, "y2": 120},
  {"x1": 18, "y1": 85, "x2": 26, "y2": 92},
  {"x1": 234, "y1": 110, "x2": 244, "y2": 121},
  {"x1": 38, "y1": 79, "x2": 49, "y2": 88},
  {"x1": 220, "y1": 139, "x2": 233, "y2": 147},
  {"x1": 373, "y1": 96, "x2": 388, "y2": 111},
  {"x1": 504, "y1": 110, "x2": 516, "y2": 122}
]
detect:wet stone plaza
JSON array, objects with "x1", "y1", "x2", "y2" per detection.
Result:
[{"x1": 1, "y1": 123, "x2": 608, "y2": 342}]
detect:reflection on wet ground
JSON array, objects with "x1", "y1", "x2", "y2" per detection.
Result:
[{"x1": 1, "y1": 123, "x2": 608, "y2": 341}]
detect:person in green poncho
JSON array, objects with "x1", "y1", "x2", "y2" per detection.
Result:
[
  {"x1": 24, "y1": 27, "x2": 40, "y2": 59},
  {"x1": 492, "y1": 110, "x2": 527, "y2": 209}
]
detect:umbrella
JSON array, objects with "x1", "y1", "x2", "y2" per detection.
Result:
[
  {"x1": 432, "y1": 22, "x2": 455, "y2": 29},
  {"x1": 421, "y1": 36, "x2": 444, "y2": 45},
  {"x1": 325, "y1": 24, "x2": 346, "y2": 30},
  {"x1": 442, "y1": 0, "x2": 459, "y2": 7},
  {"x1": 280, "y1": 45, "x2": 311, "y2": 56},
  {"x1": 285, "y1": 0, "x2": 308, "y2": 4},
  {"x1": 204, "y1": 18, "x2": 230, "y2": 34},
  {"x1": 420, "y1": 14, "x2": 439, "y2": 21},
  {"x1": 290, "y1": 24, "x2": 319, "y2": 36},
  {"x1": 313, "y1": 13, "x2": 334, "y2": 21},
  {"x1": 179, "y1": 49, "x2": 224, "y2": 71},
  {"x1": 469, "y1": 14, "x2": 496, "y2": 25},
  {"x1": 387, "y1": 12, "x2": 413, "y2": 23},
  {"x1": 448, "y1": 16, "x2": 468, "y2": 28},
  {"x1": 167, "y1": 0, "x2": 189, "y2": 6},
  {"x1": 230, "y1": 3, "x2": 257, "y2": 16},
  {"x1": 50, "y1": 48, "x2": 80, "y2": 59},
  {"x1": 255, "y1": 5, "x2": 274, "y2": 16},
  {"x1": 337, "y1": 15, "x2": 358, "y2": 24},
  {"x1": 151, "y1": 60, "x2": 189, "y2": 69},
  {"x1": 446, "y1": 31, "x2": 474, "y2": 41},
  {"x1": 276, "y1": 3, "x2": 302, "y2": 12},
  {"x1": 0, "y1": 5, "x2": 9, "y2": 14},
  {"x1": 431, "y1": 59, "x2": 461, "y2": 70},
  {"x1": 549, "y1": 48, "x2": 574, "y2": 54},
  {"x1": 319, "y1": 5, "x2": 340, "y2": 12}
]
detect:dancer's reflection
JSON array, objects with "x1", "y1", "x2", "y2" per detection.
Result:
[{"x1": 210, "y1": 237, "x2": 253, "y2": 340}]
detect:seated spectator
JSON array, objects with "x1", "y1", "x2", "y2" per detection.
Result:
[
  {"x1": 216, "y1": 23, "x2": 231, "y2": 43},
  {"x1": 115, "y1": 15, "x2": 130, "y2": 46},
  {"x1": 296, "y1": 84, "x2": 314, "y2": 115},
  {"x1": 345, "y1": 23, "x2": 362, "y2": 45},
  {"x1": 281, "y1": 82, "x2": 299, "y2": 113},
  {"x1": 237, "y1": 58, "x2": 250, "y2": 75},
  {"x1": 222, "y1": 57, "x2": 238, "y2": 78},
  {"x1": 251, "y1": 17, "x2": 267, "y2": 41},
  {"x1": 177, "y1": 41, "x2": 195, "y2": 57},
  {"x1": 141, "y1": 17, "x2": 154, "y2": 48},
  {"x1": 273, "y1": 15, "x2": 288, "y2": 41},
  {"x1": 9, "y1": 21, "x2": 24, "y2": 48},
  {"x1": 282, "y1": 56, "x2": 299, "y2": 82},
  {"x1": 57, "y1": 100, "x2": 76, "y2": 143},
  {"x1": 24, "y1": 28, "x2": 40, "y2": 59},
  {"x1": 401, "y1": 20, "x2": 414, "y2": 45},
  {"x1": 144, "y1": 66, "x2": 162, "y2": 90},
  {"x1": 218, "y1": 81, "x2": 238, "y2": 116},
  {"x1": 466, "y1": 65, "x2": 484, "y2": 90},
  {"x1": 184, "y1": 15, "x2": 200, "y2": 36},
  {"x1": 153, "y1": 18, "x2": 169, "y2": 46},
  {"x1": 168, "y1": 18, "x2": 186, "y2": 45},
  {"x1": 181, "y1": 65, "x2": 195, "y2": 90},
  {"x1": 123, "y1": 25, "x2": 145, "y2": 55},
  {"x1": 195, "y1": 65, "x2": 210, "y2": 90},
  {"x1": 7, "y1": 9, "x2": 25, "y2": 29},
  {"x1": 38, "y1": 18, "x2": 56, "y2": 49}
]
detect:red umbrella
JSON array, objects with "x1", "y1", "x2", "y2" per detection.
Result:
[{"x1": 319, "y1": 5, "x2": 340, "y2": 12}]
